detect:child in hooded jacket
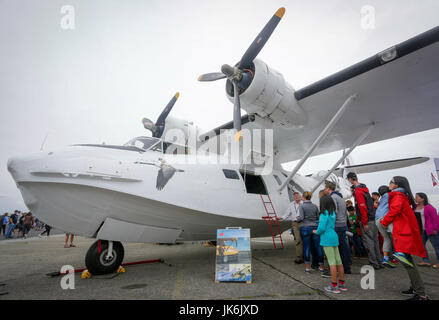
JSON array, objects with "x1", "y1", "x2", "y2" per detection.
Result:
[{"x1": 314, "y1": 194, "x2": 346, "y2": 294}]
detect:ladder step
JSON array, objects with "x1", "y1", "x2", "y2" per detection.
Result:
[{"x1": 260, "y1": 193, "x2": 283, "y2": 249}]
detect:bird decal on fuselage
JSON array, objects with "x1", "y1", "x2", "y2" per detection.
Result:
[{"x1": 134, "y1": 158, "x2": 184, "y2": 190}]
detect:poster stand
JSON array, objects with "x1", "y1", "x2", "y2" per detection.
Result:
[{"x1": 215, "y1": 227, "x2": 252, "y2": 283}]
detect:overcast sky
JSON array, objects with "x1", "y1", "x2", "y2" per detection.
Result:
[{"x1": 1, "y1": 0, "x2": 439, "y2": 211}]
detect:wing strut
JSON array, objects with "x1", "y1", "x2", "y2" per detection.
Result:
[
  {"x1": 310, "y1": 123, "x2": 375, "y2": 194},
  {"x1": 278, "y1": 94, "x2": 358, "y2": 192}
]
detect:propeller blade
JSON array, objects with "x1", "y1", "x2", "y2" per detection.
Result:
[
  {"x1": 156, "y1": 92, "x2": 179, "y2": 126},
  {"x1": 238, "y1": 7, "x2": 285, "y2": 69},
  {"x1": 198, "y1": 73, "x2": 226, "y2": 82},
  {"x1": 142, "y1": 118, "x2": 156, "y2": 132},
  {"x1": 232, "y1": 81, "x2": 242, "y2": 142},
  {"x1": 153, "y1": 92, "x2": 180, "y2": 138}
]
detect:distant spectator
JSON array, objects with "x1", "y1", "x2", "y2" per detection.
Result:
[
  {"x1": 6, "y1": 211, "x2": 18, "y2": 239},
  {"x1": 22, "y1": 212, "x2": 35, "y2": 239},
  {"x1": 39, "y1": 224, "x2": 52, "y2": 238},
  {"x1": 415, "y1": 192, "x2": 439, "y2": 268},
  {"x1": 65, "y1": 233, "x2": 76, "y2": 248},
  {"x1": 16, "y1": 212, "x2": 25, "y2": 237},
  {"x1": 1, "y1": 213, "x2": 8, "y2": 236},
  {"x1": 34, "y1": 218, "x2": 40, "y2": 231}
]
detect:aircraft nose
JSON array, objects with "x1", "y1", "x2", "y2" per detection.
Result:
[
  {"x1": 7, "y1": 153, "x2": 45, "y2": 182},
  {"x1": 7, "y1": 156, "x2": 21, "y2": 178}
]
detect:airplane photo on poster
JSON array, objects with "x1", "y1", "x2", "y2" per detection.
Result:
[
  {"x1": 216, "y1": 229, "x2": 252, "y2": 282},
  {"x1": 6, "y1": 7, "x2": 439, "y2": 275}
]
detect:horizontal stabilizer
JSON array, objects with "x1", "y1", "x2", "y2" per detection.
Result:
[{"x1": 336, "y1": 157, "x2": 430, "y2": 176}]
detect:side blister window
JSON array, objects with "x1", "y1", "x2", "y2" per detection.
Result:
[{"x1": 222, "y1": 169, "x2": 240, "y2": 180}]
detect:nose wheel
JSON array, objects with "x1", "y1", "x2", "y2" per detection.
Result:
[{"x1": 85, "y1": 240, "x2": 124, "y2": 275}]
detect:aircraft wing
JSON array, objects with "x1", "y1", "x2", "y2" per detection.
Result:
[
  {"x1": 333, "y1": 157, "x2": 430, "y2": 176},
  {"x1": 201, "y1": 26, "x2": 439, "y2": 164}
]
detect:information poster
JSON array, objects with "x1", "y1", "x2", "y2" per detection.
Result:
[{"x1": 215, "y1": 228, "x2": 252, "y2": 283}]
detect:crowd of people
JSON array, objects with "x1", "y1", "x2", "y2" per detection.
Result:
[
  {"x1": 1, "y1": 211, "x2": 76, "y2": 248},
  {"x1": 280, "y1": 173, "x2": 439, "y2": 300},
  {"x1": 0, "y1": 210, "x2": 44, "y2": 239}
]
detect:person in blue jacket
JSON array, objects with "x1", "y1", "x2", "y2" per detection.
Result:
[{"x1": 314, "y1": 195, "x2": 347, "y2": 294}]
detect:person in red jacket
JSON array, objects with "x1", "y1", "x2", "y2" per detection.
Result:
[
  {"x1": 347, "y1": 172, "x2": 383, "y2": 269},
  {"x1": 380, "y1": 176, "x2": 428, "y2": 300}
]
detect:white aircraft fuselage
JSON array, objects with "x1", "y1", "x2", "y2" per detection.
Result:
[{"x1": 7, "y1": 140, "x2": 299, "y2": 243}]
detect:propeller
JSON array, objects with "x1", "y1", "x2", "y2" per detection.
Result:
[
  {"x1": 142, "y1": 92, "x2": 180, "y2": 138},
  {"x1": 198, "y1": 7, "x2": 285, "y2": 141}
]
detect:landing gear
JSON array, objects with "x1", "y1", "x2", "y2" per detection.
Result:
[{"x1": 85, "y1": 240, "x2": 124, "y2": 275}]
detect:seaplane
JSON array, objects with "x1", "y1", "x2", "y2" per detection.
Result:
[{"x1": 7, "y1": 8, "x2": 439, "y2": 275}]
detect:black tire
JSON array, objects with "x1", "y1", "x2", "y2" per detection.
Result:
[{"x1": 85, "y1": 240, "x2": 124, "y2": 275}]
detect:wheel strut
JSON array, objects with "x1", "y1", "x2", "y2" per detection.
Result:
[{"x1": 106, "y1": 241, "x2": 114, "y2": 260}]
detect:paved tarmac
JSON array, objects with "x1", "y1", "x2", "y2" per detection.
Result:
[{"x1": 0, "y1": 232, "x2": 438, "y2": 300}]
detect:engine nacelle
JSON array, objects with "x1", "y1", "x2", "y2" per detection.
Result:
[
  {"x1": 226, "y1": 59, "x2": 307, "y2": 129},
  {"x1": 161, "y1": 115, "x2": 199, "y2": 144}
]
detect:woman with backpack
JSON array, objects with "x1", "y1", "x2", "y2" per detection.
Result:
[
  {"x1": 380, "y1": 176, "x2": 428, "y2": 300},
  {"x1": 313, "y1": 194, "x2": 347, "y2": 294}
]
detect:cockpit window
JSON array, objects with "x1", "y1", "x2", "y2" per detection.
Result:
[
  {"x1": 150, "y1": 141, "x2": 189, "y2": 155},
  {"x1": 150, "y1": 141, "x2": 163, "y2": 153},
  {"x1": 124, "y1": 136, "x2": 190, "y2": 154},
  {"x1": 123, "y1": 137, "x2": 160, "y2": 151}
]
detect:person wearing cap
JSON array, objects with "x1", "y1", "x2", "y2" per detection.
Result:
[{"x1": 347, "y1": 172, "x2": 384, "y2": 270}]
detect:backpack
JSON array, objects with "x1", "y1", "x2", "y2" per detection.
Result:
[
  {"x1": 363, "y1": 191, "x2": 375, "y2": 216},
  {"x1": 354, "y1": 187, "x2": 375, "y2": 221}
]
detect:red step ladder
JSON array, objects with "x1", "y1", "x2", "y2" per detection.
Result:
[{"x1": 260, "y1": 194, "x2": 284, "y2": 249}]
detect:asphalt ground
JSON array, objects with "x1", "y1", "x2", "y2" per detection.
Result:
[{"x1": 0, "y1": 232, "x2": 438, "y2": 300}]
